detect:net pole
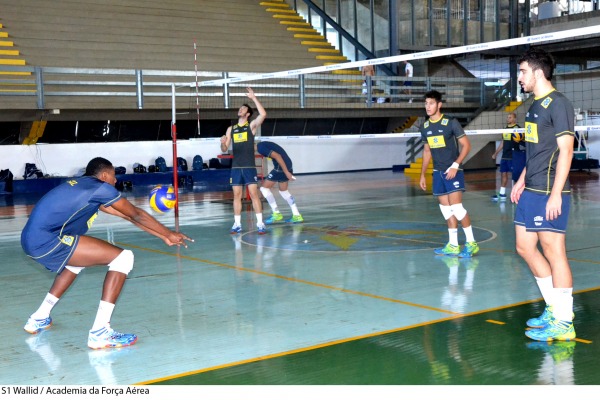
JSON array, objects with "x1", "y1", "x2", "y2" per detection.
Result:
[
  {"x1": 171, "y1": 83, "x2": 180, "y2": 221},
  {"x1": 194, "y1": 39, "x2": 200, "y2": 137}
]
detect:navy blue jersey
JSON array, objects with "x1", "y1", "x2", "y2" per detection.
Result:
[
  {"x1": 21, "y1": 177, "x2": 121, "y2": 257},
  {"x1": 420, "y1": 114, "x2": 466, "y2": 171},
  {"x1": 231, "y1": 122, "x2": 255, "y2": 168},
  {"x1": 256, "y1": 141, "x2": 292, "y2": 171},
  {"x1": 524, "y1": 90, "x2": 574, "y2": 193}
]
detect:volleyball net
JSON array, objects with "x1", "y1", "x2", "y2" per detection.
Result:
[{"x1": 180, "y1": 25, "x2": 600, "y2": 139}]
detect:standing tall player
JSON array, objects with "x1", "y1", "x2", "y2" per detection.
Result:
[
  {"x1": 511, "y1": 47, "x2": 576, "y2": 341},
  {"x1": 491, "y1": 112, "x2": 521, "y2": 202},
  {"x1": 221, "y1": 87, "x2": 267, "y2": 235},
  {"x1": 419, "y1": 90, "x2": 479, "y2": 258},
  {"x1": 21, "y1": 157, "x2": 192, "y2": 349}
]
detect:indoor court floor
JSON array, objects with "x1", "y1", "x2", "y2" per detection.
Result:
[{"x1": 2, "y1": 168, "x2": 600, "y2": 390}]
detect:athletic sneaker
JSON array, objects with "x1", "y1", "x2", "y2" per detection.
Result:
[
  {"x1": 230, "y1": 224, "x2": 242, "y2": 234},
  {"x1": 24, "y1": 316, "x2": 52, "y2": 334},
  {"x1": 525, "y1": 319, "x2": 576, "y2": 342},
  {"x1": 527, "y1": 305, "x2": 554, "y2": 328},
  {"x1": 433, "y1": 243, "x2": 460, "y2": 256},
  {"x1": 285, "y1": 214, "x2": 304, "y2": 224},
  {"x1": 458, "y1": 241, "x2": 479, "y2": 258},
  {"x1": 257, "y1": 224, "x2": 267, "y2": 235},
  {"x1": 265, "y1": 212, "x2": 283, "y2": 225},
  {"x1": 491, "y1": 193, "x2": 507, "y2": 202},
  {"x1": 88, "y1": 326, "x2": 138, "y2": 350}
]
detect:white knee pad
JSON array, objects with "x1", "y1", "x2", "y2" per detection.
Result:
[
  {"x1": 439, "y1": 204, "x2": 453, "y2": 220},
  {"x1": 279, "y1": 190, "x2": 295, "y2": 205},
  {"x1": 65, "y1": 265, "x2": 84, "y2": 275},
  {"x1": 452, "y1": 203, "x2": 467, "y2": 221},
  {"x1": 108, "y1": 249, "x2": 134, "y2": 276}
]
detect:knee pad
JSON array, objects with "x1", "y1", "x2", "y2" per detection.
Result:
[
  {"x1": 108, "y1": 249, "x2": 134, "y2": 276},
  {"x1": 439, "y1": 204, "x2": 453, "y2": 220},
  {"x1": 452, "y1": 203, "x2": 467, "y2": 221},
  {"x1": 279, "y1": 190, "x2": 295, "y2": 205},
  {"x1": 65, "y1": 265, "x2": 84, "y2": 275}
]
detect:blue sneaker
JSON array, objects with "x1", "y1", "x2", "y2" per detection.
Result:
[
  {"x1": 88, "y1": 326, "x2": 138, "y2": 350},
  {"x1": 257, "y1": 224, "x2": 267, "y2": 235},
  {"x1": 285, "y1": 214, "x2": 304, "y2": 224},
  {"x1": 265, "y1": 212, "x2": 283, "y2": 225},
  {"x1": 527, "y1": 305, "x2": 554, "y2": 328},
  {"x1": 24, "y1": 316, "x2": 52, "y2": 334},
  {"x1": 433, "y1": 243, "x2": 460, "y2": 256},
  {"x1": 525, "y1": 319, "x2": 576, "y2": 342},
  {"x1": 458, "y1": 241, "x2": 479, "y2": 258},
  {"x1": 230, "y1": 224, "x2": 242, "y2": 234}
]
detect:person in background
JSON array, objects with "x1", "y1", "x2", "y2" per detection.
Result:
[
  {"x1": 256, "y1": 140, "x2": 303, "y2": 224},
  {"x1": 491, "y1": 112, "x2": 520, "y2": 202},
  {"x1": 419, "y1": 90, "x2": 479, "y2": 258},
  {"x1": 220, "y1": 87, "x2": 268, "y2": 235}
]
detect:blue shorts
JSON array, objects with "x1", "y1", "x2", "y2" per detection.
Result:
[
  {"x1": 499, "y1": 159, "x2": 512, "y2": 173},
  {"x1": 266, "y1": 168, "x2": 292, "y2": 183},
  {"x1": 230, "y1": 168, "x2": 258, "y2": 186},
  {"x1": 512, "y1": 151, "x2": 526, "y2": 182},
  {"x1": 514, "y1": 190, "x2": 570, "y2": 233},
  {"x1": 23, "y1": 234, "x2": 80, "y2": 273},
  {"x1": 432, "y1": 170, "x2": 465, "y2": 196}
]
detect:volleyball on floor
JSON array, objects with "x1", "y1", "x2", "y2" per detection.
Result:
[{"x1": 149, "y1": 185, "x2": 176, "y2": 213}]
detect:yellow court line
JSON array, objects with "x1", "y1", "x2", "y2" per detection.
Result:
[{"x1": 119, "y1": 241, "x2": 461, "y2": 316}]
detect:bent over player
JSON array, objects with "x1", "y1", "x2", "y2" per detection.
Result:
[
  {"x1": 21, "y1": 157, "x2": 192, "y2": 349},
  {"x1": 419, "y1": 90, "x2": 479, "y2": 258},
  {"x1": 256, "y1": 140, "x2": 303, "y2": 224}
]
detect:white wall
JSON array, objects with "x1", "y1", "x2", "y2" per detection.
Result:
[{"x1": 2, "y1": 136, "x2": 410, "y2": 179}]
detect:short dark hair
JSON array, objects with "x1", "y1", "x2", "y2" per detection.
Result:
[
  {"x1": 242, "y1": 103, "x2": 254, "y2": 118},
  {"x1": 424, "y1": 90, "x2": 442, "y2": 103},
  {"x1": 85, "y1": 157, "x2": 113, "y2": 177},
  {"x1": 517, "y1": 47, "x2": 555, "y2": 81}
]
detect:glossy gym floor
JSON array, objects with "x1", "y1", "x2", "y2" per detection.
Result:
[{"x1": 1, "y1": 169, "x2": 600, "y2": 389}]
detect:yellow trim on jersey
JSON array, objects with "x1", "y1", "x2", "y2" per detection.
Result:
[{"x1": 533, "y1": 88, "x2": 556, "y2": 101}]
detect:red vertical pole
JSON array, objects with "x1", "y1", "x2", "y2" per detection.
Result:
[{"x1": 171, "y1": 84, "x2": 180, "y2": 221}]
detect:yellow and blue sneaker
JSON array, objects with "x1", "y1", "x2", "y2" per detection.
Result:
[
  {"x1": 265, "y1": 212, "x2": 283, "y2": 225},
  {"x1": 285, "y1": 214, "x2": 304, "y2": 224},
  {"x1": 525, "y1": 319, "x2": 576, "y2": 342},
  {"x1": 433, "y1": 243, "x2": 460, "y2": 256},
  {"x1": 458, "y1": 241, "x2": 479, "y2": 258},
  {"x1": 527, "y1": 305, "x2": 554, "y2": 328}
]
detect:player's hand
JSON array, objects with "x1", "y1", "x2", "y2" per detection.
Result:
[
  {"x1": 220, "y1": 135, "x2": 227, "y2": 144},
  {"x1": 546, "y1": 194, "x2": 562, "y2": 221},
  {"x1": 510, "y1": 180, "x2": 525, "y2": 204},
  {"x1": 164, "y1": 232, "x2": 194, "y2": 248},
  {"x1": 246, "y1": 87, "x2": 256, "y2": 100},
  {"x1": 285, "y1": 171, "x2": 296, "y2": 181},
  {"x1": 444, "y1": 167, "x2": 457, "y2": 180},
  {"x1": 419, "y1": 175, "x2": 427, "y2": 191}
]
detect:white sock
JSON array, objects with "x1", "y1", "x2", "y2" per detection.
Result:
[
  {"x1": 449, "y1": 228, "x2": 458, "y2": 246},
  {"x1": 256, "y1": 212, "x2": 263, "y2": 225},
  {"x1": 31, "y1": 293, "x2": 60, "y2": 319},
  {"x1": 260, "y1": 187, "x2": 279, "y2": 213},
  {"x1": 463, "y1": 225, "x2": 475, "y2": 243},
  {"x1": 279, "y1": 190, "x2": 300, "y2": 215},
  {"x1": 499, "y1": 187, "x2": 506, "y2": 195},
  {"x1": 91, "y1": 300, "x2": 115, "y2": 331},
  {"x1": 535, "y1": 275, "x2": 554, "y2": 305},
  {"x1": 234, "y1": 215, "x2": 241, "y2": 226},
  {"x1": 552, "y1": 288, "x2": 573, "y2": 322}
]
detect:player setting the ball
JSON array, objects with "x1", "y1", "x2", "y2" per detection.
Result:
[{"x1": 21, "y1": 157, "x2": 193, "y2": 349}]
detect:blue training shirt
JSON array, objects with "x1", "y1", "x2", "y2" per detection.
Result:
[{"x1": 256, "y1": 141, "x2": 292, "y2": 171}]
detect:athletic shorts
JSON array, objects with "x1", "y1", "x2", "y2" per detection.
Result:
[
  {"x1": 266, "y1": 168, "x2": 292, "y2": 183},
  {"x1": 514, "y1": 190, "x2": 570, "y2": 233},
  {"x1": 512, "y1": 151, "x2": 526, "y2": 182},
  {"x1": 23, "y1": 234, "x2": 80, "y2": 273},
  {"x1": 432, "y1": 169, "x2": 465, "y2": 196},
  {"x1": 230, "y1": 168, "x2": 258, "y2": 186},
  {"x1": 499, "y1": 159, "x2": 512, "y2": 173}
]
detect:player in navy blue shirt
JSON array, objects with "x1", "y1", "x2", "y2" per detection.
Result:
[
  {"x1": 21, "y1": 157, "x2": 192, "y2": 349},
  {"x1": 256, "y1": 140, "x2": 303, "y2": 224},
  {"x1": 512, "y1": 48, "x2": 576, "y2": 342}
]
